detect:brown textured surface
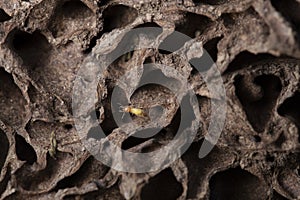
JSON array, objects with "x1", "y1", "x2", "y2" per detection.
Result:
[{"x1": 0, "y1": 0, "x2": 300, "y2": 199}]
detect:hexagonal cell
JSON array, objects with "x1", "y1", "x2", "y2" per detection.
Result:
[
  {"x1": 0, "y1": 8, "x2": 11, "y2": 22},
  {"x1": 102, "y1": 5, "x2": 138, "y2": 33},
  {"x1": 234, "y1": 74, "x2": 282, "y2": 133},
  {"x1": 48, "y1": 0, "x2": 96, "y2": 38},
  {"x1": 140, "y1": 168, "x2": 183, "y2": 200},
  {"x1": 209, "y1": 167, "x2": 268, "y2": 200},
  {"x1": 0, "y1": 68, "x2": 27, "y2": 127}
]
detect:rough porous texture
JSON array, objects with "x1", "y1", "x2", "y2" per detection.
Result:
[{"x1": 0, "y1": 0, "x2": 300, "y2": 199}]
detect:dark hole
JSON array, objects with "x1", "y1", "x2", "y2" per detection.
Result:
[
  {"x1": 272, "y1": 190, "x2": 289, "y2": 200},
  {"x1": 274, "y1": 133, "x2": 286, "y2": 148},
  {"x1": 95, "y1": 109, "x2": 100, "y2": 119},
  {"x1": 103, "y1": 5, "x2": 137, "y2": 33},
  {"x1": 0, "y1": 166, "x2": 11, "y2": 196},
  {"x1": 253, "y1": 135, "x2": 261, "y2": 142},
  {"x1": 209, "y1": 167, "x2": 267, "y2": 200},
  {"x1": 225, "y1": 51, "x2": 278, "y2": 73},
  {"x1": 271, "y1": 0, "x2": 300, "y2": 41},
  {"x1": 277, "y1": 92, "x2": 300, "y2": 143},
  {"x1": 54, "y1": 156, "x2": 107, "y2": 190},
  {"x1": 0, "y1": 9, "x2": 12, "y2": 22},
  {"x1": 235, "y1": 74, "x2": 282, "y2": 132},
  {"x1": 176, "y1": 12, "x2": 213, "y2": 38},
  {"x1": 61, "y1": 0, "x2": 92, "y2": 19},
  {"x1": 15, "y1": 134, "x2": 37, "y2": 165},
  {"x1": 203, "y1": 36, "x2": 223, "y2": 62},
  {"x1": 278, "y1": 92, "x2": 300, "y2": 125},
  {"x1": 266, "y1": 154, "x2": 275, "y2": 162},
  {"x1": 134, "y1": 22, "x2": 161, "y2": 28},
  {"x1": 141, "y1": 168, "x2": 183, "y2": 200},
  {"x1": 143, "y1": 56, "x2": 153, "y2": 64},
  {"x1": 7, "y1": 30, "x2": 51, "y2": 69},
  {"x1": 158, "y1": 12, "x2": 212, "y2": 54},
  {"x1": 0, "y1": 130, "x2": 9, "y2": 171},
  {"x1": 64, "y1": 124, "x2": 73, "y2": 130},
  {"x1": 121, "y1": 136, "x2": 150, "y2": 150}
]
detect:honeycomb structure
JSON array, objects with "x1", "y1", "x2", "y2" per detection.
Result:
[{"x1": 0, "y1": 0, "x2": 300, "y2": 199}]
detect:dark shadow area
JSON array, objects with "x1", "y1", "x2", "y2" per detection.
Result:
[
  {"x1": 225, "y1": 51, "x2": 278, "y2": 73},
  {"x1": 235, "y1": 74, "x2": 282, "y2": 132},
  {"x1": 0, "y1": 129, "x2": 9, "y2": 171},
  {"x1": 54, "y1": 156, "x2": 108, "y2": 190},
  {"x1": 141, "y1": 168, "x2": 183, "y2": 200},
  {"x1": 0, "y1": 166, "x2": 11, "y2": 196},
  {"x1": 6, "y1": 29, "x2": 52, "y2": 69},
  {"x1": 121, "y1": 128, "x2": 165, "y2": 151},
  {"x1": 271, "y1": 0, "x2": 300, "y2": 42},
  {"x1": 278, "y1": 92, "x2": 300, "y2": 142},
  {"x1": 103, "y1": 5, "x2": 137, "y2": 33},
  {"x1": 203, "y1": 36, "x2": 223, "y2": 62},
  {"x1": 209, "y1": 167, "x2": 268, "y2": 200},
  {"x1": 0, "y1": 9, "x2": 11, "y2": 22},
  {"x1": 176, "y1": 12, "x2": 213, "y2": 38},
  {"x1": 15, "y1": 134, "x2": 37, "y2": 165},
  {"x1": 272, "y1": 190, "x2": 289, "y2": 200}
]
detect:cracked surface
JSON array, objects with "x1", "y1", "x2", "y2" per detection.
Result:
[{"x1": 0, "y1": 0, "x2": 300, "y2": 199}]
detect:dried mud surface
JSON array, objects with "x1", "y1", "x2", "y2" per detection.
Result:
[{"x1": 0, "y1": 0, "x2": 300, "y2": 199}]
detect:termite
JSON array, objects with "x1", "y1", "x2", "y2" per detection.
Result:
[{"x1": 119, "y1": 104, "x2": 146, "y2": 118}]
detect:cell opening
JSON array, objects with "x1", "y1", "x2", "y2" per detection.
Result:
[
  {"x1": 7, "y1": 29, "x2": 51, "y2": 69},
  {"x1": 278, "y1": 92, "x2": 300, "y2": 143},
  {"x1": 0, "y1": 129, "x2": 9, "y2": 172},
  {"x1": 102, "y1": 5, "x2": 138, "y2": 33},
  {"x1": 140, "y1": 168, "x2": 183, "y2": 200},
  {"x1": 209, "y1": 167, "x2": 268, "y2": 200},
  {"x1": 48, "y1": 0, "x2": 95, "y2": 38},
  {"x1": 271, "y1": 0, "x2": 300, "y2": 42},
  {"x1": 175, "y1": 12, "x2": 213, "y2": 39},
  {"x1": 0, "y1": 9, "x2": 12, "y2": 22},
  {"x1": 225, "y1": 51, "x2": 278, "y2": 73},
  {"x1": 235, "y1": 74, "x2": 282, "y2": 133},
  {"x1": 15, "y1": 134, "x2": 37, "y2": 165}
]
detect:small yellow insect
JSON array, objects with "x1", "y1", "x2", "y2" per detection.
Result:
[{"x1": 119, "y1": 104, "x2": 145, "y2": 118}]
